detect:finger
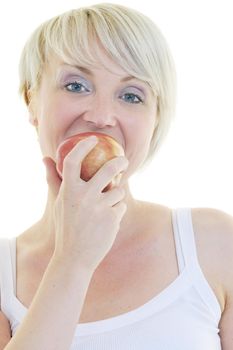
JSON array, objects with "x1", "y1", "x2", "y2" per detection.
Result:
[
  {"x1": 112, "y1": 201, "x2": 127, "y2": 219},
  {"x1": 62, "y1": 136, "x2": 98, "y2": 182},
  {"x1": 89, "y1": 156, "x2": 129, "y2": 193},
  {"x1": 101, "y1": 186, "x2": 126, "y2": 206},
  {"x1": 43, "y1": 157, "x2": 62, "y2": 197}
]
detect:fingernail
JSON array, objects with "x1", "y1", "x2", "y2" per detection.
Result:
[{"x1": 88, "y1": 135, "x2": 98, "y2": 143}]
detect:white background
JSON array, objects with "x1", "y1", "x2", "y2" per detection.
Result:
[{"x1": 0, "y1": 0, "x2": 232, "y2": 238}]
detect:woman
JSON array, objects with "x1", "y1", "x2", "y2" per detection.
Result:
[{"x1": 0, "y1": 3, "x2": 232, "y2": 349}]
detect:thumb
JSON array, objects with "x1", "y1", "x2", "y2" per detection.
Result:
[{"x1": 42, "y1": 157, "x2": 62, "y2": 197}]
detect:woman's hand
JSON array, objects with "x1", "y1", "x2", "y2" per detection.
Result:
[{"x1": 43, "y1": 136, "x2": 129, "y2": 272}]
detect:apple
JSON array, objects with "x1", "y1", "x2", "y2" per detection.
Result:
[{"x1": 56, "y1": 132, "x2": 125, "y2": 192}]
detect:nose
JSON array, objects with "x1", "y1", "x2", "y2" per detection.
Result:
[{"x1": 82, "y1": 94, "x2": 117, "y2": 128}]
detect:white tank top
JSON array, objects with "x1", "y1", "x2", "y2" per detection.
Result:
[{"x1": 0, "y1": 208, "x2": 222, "y2": 349}]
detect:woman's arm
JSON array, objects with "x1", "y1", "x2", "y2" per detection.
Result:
[
  {"x1": 218, "y1": 211, "x2": 233, "y2": 349},
  {"x1": 0, "y1": 311, "x2": 11, "y2": 349},
  {"x1": 198, "y1": 208, "x2": 233, "y2": 349},
  {"x1": 2, "y1": 140, "x2": 127, "y2": 349},
  {"x1": 192, "y1": 207, "x2": 233, "y2": 349},
  {"x1": 219, "y1": 296, "x2": 233, "y2": 350},
  {"x1": 4, "y1": 256, "x2": 93, "y2": 350}
]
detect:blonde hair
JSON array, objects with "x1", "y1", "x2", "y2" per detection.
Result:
[{"x1": 19, "y1": 3, "x2": 177, "y2": 168}]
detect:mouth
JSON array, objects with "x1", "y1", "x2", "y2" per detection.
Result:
[
  {"x1": 60, "y1": 131, "x2": 125, "y2": 151},
  {"x1": 55, "y1": 131, "x2": 126, "y2": 190}
]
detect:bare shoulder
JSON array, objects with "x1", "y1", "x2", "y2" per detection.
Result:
[
  {"x1": 0, "y1": 311, "x2": 11, "y2": 347},
  {"x1": 191, "y1": 206, "x2": 233, "y2": 261},
  {"x1": 191, "y1": 207, "x2": 233, "y2": 311},
  {"x1": 191, "y1": 206, "x2": 233, "y2": 232}
]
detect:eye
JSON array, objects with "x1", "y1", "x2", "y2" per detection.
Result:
[
  {"x1": 121, "y1": 92, "x2": 143, "y2": 104},
  {"x1": 64, "y1": 81, "x2": 90, "y2": 93}
]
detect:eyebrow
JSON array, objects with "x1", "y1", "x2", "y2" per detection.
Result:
[{"x1": 63, "y1": 64, "x2": 136, "y2": 83}]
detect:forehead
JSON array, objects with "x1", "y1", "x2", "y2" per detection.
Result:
[{"x1": 44, "y1": 48, "x2": 131, "y2": 80}]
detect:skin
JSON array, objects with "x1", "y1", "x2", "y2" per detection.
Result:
[
  {"x1": 28, "y1": 46, "x2": 158, "y2": 256},
  {"x1": 1, "y1": 43, "x2": 233, "y2": 349},
  {"x1": 0, "y1": 312, "x2": 11, "y2": 347}
]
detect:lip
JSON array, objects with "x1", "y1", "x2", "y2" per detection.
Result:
[{"x1": 58, "y1": 131, "x2": 125, "y2": 151}]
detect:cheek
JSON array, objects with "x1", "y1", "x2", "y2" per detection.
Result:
[
  {"x1": 128, "y1": 113, "x2": 155, "y2": 147},
  {"x1": 37, "y1": 95, "x2": 83, "y2": 158},
  {"x1": 48, "y1": 95, "x2": 75, "y2": 127},
  {"x1": 50, "y1": 95, "x2": 90, "y2": 139},
  {"x1": 125, "y1": 112, "x2": 156, "y2": 164}
]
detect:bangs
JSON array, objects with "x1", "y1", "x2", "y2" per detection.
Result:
[{"x1": 42, "y1": 7, "x2": 160, "y2": 95}]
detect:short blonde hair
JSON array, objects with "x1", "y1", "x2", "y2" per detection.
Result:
[{"x1": 19, "y1": 3, "x2": 177, "y2": 168}]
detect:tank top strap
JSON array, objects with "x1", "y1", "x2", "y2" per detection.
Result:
[
  {"x1": 172, "y1": 207, "x2": 199, "y2": 272},
  {"x1": 0, "y1": 238, "x2": 15, "y2": 311}
]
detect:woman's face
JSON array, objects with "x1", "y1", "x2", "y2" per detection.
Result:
[{"x1": 29, "y1": 46, "x2": 158, "y2": 179}]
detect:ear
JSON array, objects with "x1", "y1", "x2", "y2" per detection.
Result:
[
  {"x1": 27, "y1": 90, "x2": 39, "y2": 130},
  {"x1": 28, "y1": 107, "x2": 39, "y2": 131},
  {"x1": 29, "y1": 113, "x2": 38, "y2": 126}
]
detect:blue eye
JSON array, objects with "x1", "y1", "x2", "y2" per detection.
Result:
[
  {"x1": 65, "y1": 81, "x2": 90, "y2": 93},
  {"x1": 121, "y1": 93, "x2": 143, "y2": 104}
]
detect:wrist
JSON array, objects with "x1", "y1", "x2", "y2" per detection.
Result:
[{"x1": 50, "y1": 251, "x2": 95, "y2": 280}]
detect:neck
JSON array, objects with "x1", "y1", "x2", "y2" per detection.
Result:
[{"x1": 37, "y1": 181, "x2": 141, "y2": 255}]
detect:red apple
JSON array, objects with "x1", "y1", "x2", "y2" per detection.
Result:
[{"x1": 56, "y1": 132, "x2": 125, "y2": 192}]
